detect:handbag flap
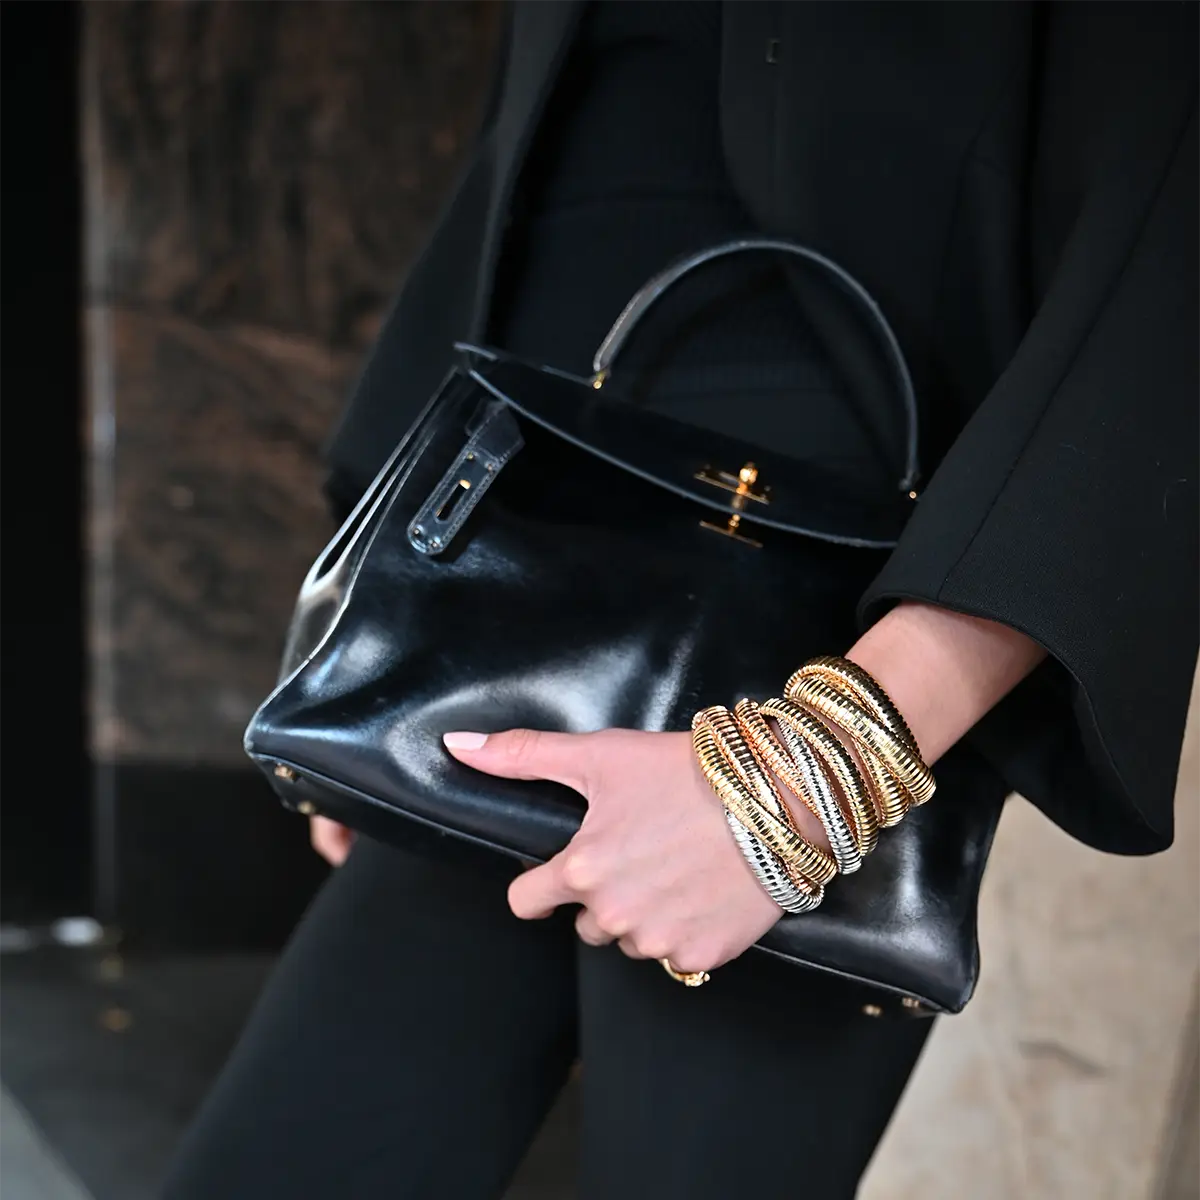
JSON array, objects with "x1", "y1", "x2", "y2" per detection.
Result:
[{"x1": 467, "y1": 354, "x2": 915, "y2": 549}]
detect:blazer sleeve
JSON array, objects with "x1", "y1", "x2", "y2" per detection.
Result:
[
  {"x1": 859, "y1": 42, "x2": 1198, "y2": 855},
  {"x1": 322, "y1": 4, "x2": 514, "y2": 516}
]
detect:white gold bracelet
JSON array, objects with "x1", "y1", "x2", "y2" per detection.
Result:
[
  {"x1": 725, "y1": 811, "x2": 823, "y2": 914},
  {"x1": 775, "y1": 720, "x2": 863, "y2": 875}
]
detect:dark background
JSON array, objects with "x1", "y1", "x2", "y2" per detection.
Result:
[
  {"x1": 3, "y1": 0, "x2": 90, "y2": 925},
  {"x1": 2, "y1": 0, "x2": 499, "y2": 943},
  {"x1": 0, "y1": 6, "x2": 582, "y2": 1199}
]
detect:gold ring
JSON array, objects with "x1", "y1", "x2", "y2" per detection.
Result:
[{"x1": 660, "y1": 958, "x2": 711, "y2": 987}]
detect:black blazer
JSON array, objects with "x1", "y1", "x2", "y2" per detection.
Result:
[{"x1": 324, "y1": 1, "x2": 1197, "y2": 856}]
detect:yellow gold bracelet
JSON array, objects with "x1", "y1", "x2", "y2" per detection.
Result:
[
  {"x1": 695, "y1": 706, "x2": 824, "y2": 893},
  {"x1": 693, "y1": 705, "x2": 790, "y2": 820},
  {"x1": 734, "y1": 698, "x2": 864, "y2": 875},
  {"x1": 692, "y1": 720, "x2": 837, "y2": 887},
  {"x1": 784, "y1": 676, "x2": 936, "y2": 806},
  {"x1": 720, "y1": 700, "x2": 854, "y2": 883},
  {"x1": 693, "y1": 708, "x2": 835, "y2": 887},
  {"x1": 787, "y1": 656, "x2": 929, "y2": 818},
  {"x1": 758, "y1": 696, "x2": 880, "y2": 857},
  {"x1": 788, "y1": 656, "x2": 920, "y2": 757},
  {"x1": 790, "y1": 684, "x2": 911, "y2": 828},
  {"x1": 730, "y1": 699, "x2": 821, "y2": 820}
]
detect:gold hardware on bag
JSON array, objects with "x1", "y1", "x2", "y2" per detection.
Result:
[
  {"x1": 696, "y1": 462, "x2": 769, "y2": 548},
  {"x1": 273, "y1": 763, "x2": 316, "y2": 817}
]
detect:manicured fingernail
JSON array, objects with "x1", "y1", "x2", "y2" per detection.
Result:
[{"x1": 443, "y1": 731, "x2": 488, "y2": 750}]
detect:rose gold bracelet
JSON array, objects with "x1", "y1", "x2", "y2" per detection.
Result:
[
  {"x1": 692, "y1": 712, "x2": 837, "y2": 887},
  {"x1": 758, "y1": 696, "x2": 880, "y2": 858}
]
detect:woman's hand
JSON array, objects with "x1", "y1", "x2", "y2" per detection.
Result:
[
  {"x1": 443, "y1": 728, "x2": 804, "y2": 975},
  {"x1": 440, "y1": 605, "x2": 1046, "y2": 973},
  {"x1": 310, "y1": 815, "x2": 355, "y2": 866}
]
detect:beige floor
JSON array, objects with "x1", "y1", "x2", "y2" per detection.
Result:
[{"x1": 863, "y1": 667, "x2": 1200, "y2": 1200}]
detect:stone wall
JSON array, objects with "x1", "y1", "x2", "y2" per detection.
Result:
[{"x1": 83, "y1": 0, "x2": 500, "y2": 766}]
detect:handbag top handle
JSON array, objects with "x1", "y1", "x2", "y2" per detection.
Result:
[{"x1": 589, "y1": 238, "x2": 920, "y2": 494}]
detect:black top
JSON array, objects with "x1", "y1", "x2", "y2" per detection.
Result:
[
  {"x1": 491, "y1": 1, "x2": 902, "y2": 492},
  {"x1": 324, "y1": 1, "x2": 1198, "y2": 858},
  {"x1": 493, "y1": 0, "x2": 735, "y2": 369}
]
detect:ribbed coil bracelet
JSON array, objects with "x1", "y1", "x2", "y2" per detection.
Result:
[{"x1": 690, "y1": 656, "x2": 936, "y2": 925}]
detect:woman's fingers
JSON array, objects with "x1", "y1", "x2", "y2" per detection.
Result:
[
  {"x1": 310, "y1": 816, "x2": 354, "y2": 866},
  {"x1": 507, "y1": 853, "x2": 577, "y2": 919},
  {"x1": 574, "y1": 908, "x2": 616, "y2": 946},
  {"x1": 508, "y1": 836, "x2": 619, "y2": 922},
  {"x1": 445, "y1": 727, "x2": 606, "y2": 919},
  {"x1": 450, "y1": 726, "x2": 779, "y2": 969},
  {"x1": 443, "y1": 728, "x2": 594, "y2": 792}
]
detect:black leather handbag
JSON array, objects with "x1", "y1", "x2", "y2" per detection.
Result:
[{"x1": 245, "y1": 239, "x2": 1004, "y2": 1015}]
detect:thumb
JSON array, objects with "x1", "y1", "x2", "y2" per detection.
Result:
[{"x1": 442, "y1": 728, "x2": 591, "y2": 792}]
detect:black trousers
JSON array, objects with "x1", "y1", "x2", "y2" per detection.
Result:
[{"x1": 164, "y1": 837, "x2": 932, "y2": 1199}]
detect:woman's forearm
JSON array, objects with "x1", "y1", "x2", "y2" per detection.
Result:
[{"x1": 845, "y1": 600, "x2": 1048, "y2": 766}]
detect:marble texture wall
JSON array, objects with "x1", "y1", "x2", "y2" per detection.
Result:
[{"x1": 84, "y1": 0, "x2": 500, "y2": 765}]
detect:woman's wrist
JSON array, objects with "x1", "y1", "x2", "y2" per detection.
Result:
[
  {"x1": 689, "y1": 601, "x2": 1046, "y2": 914},
  {"x1": 844, "y1": 600, "x2": 1047, "y2": 766}
]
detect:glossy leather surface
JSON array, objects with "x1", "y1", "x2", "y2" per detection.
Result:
[
  {"x1": 247, "y1": 359, "x2": 1005, "y2": 1013},
  {"x1": 471, "y1": 356, "x2": 911, "y2": 548},
  {"x1": 591, "y1": 237, "x2": 921, "y2": 493}
]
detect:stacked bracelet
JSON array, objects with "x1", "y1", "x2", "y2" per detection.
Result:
[
  {"x1": 732, "y1": 699, "x2": 863, "y2": 875},
  {"x1": 724, "y1": 812, "x2": 824, "y2": 914},
  {"x1": 759, "y1": 696, "x2": 880, "y2": 857},
  {"x1": 692, "y1": 712, "x2": 838, "y2": 888},
  {"x1": 693, "y1": 655, "x2": 936, "y2": 918}
]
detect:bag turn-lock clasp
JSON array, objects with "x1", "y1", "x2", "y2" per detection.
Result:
[{"x1": 695, "y1": 462, "x2": 769, "y2": 548}]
